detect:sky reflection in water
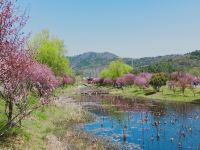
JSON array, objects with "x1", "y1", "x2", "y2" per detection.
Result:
[{"x1": 79, "y1": 95, "x2": 200, "y2": 150}]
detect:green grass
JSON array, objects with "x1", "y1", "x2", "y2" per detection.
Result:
[
  {"x1": 53, "y1": 85, "x2": 78, "y2": 97},
  {"x1": 98, "y1": 85, "x2": 200, "y2": 102},
  {"x1": 0, "y1": 100, "x2": 7, "y2": 127}
]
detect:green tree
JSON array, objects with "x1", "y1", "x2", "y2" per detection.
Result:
[
  {"x1": 150, "y1": 73, "x2": 168, "y2": 92},
  {"x1": 100, "y1": 60, "x2": 133, "y2": 79},
  {"x1": 190, "y1": 50, "x2": 200, "y2": 59},
  {"x1": 139, "y1": 61, "x2": 175, "y2": 73},
  {"x1": 29, "y1": 29, "x2": 72, "y2": 76}
]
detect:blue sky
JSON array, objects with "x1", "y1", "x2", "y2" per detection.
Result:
[{"x1": 19, "y1": 0, "x2": 200, "y2": 58}]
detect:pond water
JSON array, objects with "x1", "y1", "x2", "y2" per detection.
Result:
[{"x1": 78, "y1": 95, "x2": 200, "y2": 150}]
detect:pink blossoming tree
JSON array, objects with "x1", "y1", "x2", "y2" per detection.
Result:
[
  {"x1": 0, "y1": 0, "x2": 58, "y2": 133},
  {"x1": 134, "y1": 73, "x2": 152, "y2": 88},
  {"x1": 170, "y1": 72, "x2": 195, "y2": 95},
  {"x1": 122, "y1": 73, "x2": 135, "y2": 86}
]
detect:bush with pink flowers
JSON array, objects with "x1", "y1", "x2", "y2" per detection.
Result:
[
  {"x1": 63, "y1": 75, "x2": 75, "y2": 86},
  {"x1": 103, "y1": 78, "x2": 114, "y2": 86},
  {"x1": 122, "y1": 73, "x2": 135, "y2": 85},
  {"x1": 92, "y1": 78, "x2": 104, "y2": 85}
]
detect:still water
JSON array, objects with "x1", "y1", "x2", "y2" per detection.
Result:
[{"x1": 79, "y1": 95, "x2": 200, "y2": 150}]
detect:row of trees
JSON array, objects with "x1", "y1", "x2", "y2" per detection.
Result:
[
  {"x1": 90, "y1": 60, "x2": 200, "y2": 95},
  {"x1": 0, "y1": 0, "x2": 73, "y2": 136},
  {"x1": 138, "y1": 61, "x2": 175, "y2": 73}
]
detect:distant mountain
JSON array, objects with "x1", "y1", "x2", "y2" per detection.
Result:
[
  {"x1": 69, "y1": 52, "x2": 118, "y2": 76},
  {"x1": 68, "y1": 50, "x2": 200, "y2": 76}
]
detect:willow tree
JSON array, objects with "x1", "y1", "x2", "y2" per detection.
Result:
[
  {"x1": 29, "y1": 30, "x2": 72, "y2": 76},
  {"x1": 100, "y1": 60, "x2": 133, "y2": 79}
]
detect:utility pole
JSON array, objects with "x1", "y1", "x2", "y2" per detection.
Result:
[{"x1": 132, "y1": 58, "x2": 134, "y2": 69}]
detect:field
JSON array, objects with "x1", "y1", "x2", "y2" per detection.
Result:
[{"x1": 97, "y1": 85, "x2": 200, "y2": 102}]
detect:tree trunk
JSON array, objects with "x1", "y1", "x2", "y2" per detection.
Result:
[
  {"x1": 8, "y1": 101, "x2": 13, "y2": 125},
  {"x1": 182, "y1": 88, "x2": 185, "y2": 96},
  {"x1": 156, "y1": 86, "x2": 160, "y2": 92}
]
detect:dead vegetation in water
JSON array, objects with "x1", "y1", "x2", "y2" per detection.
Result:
[{"x1": 0, "y1": 86, "x2": 115, "y2": 150}]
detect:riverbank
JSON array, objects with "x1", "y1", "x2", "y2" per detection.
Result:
[
  {"x1": 1, "y1": 84, "x2": 199, "y2": 150},
  {"x1": 95, "y1": 85, "x2": 200, "y2": 103},
  {"x1": 0, "y1": 86, "x2": 114, "y2": 150}
]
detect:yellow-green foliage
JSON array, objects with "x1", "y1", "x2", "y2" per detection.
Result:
[
  {"x1": 100, "y1": 59, "x2": 133, "y2": 79},
  {"x1": 29, "y1": 29, "x2": 72, "y2": 76}
]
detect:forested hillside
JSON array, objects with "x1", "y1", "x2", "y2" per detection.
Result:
[{"x1": 69, "y1": 50, "x2": 200, "y2": 76}]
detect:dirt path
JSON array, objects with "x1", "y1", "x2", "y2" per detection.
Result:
[
  {"x1": 45, "y1": 87, "x2": 81, "y2": 150},
  {"x1": 45, "y1": 86, "x2": 106, "y2": 150}
]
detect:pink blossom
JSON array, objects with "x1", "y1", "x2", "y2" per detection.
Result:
[
  {"x1": 40, "y1": 98, "x2": 49, "y2": 105},
  {"x1": 122, "y1": 73, "x2": 135, "y2": 85},
  {"x1": 134, "y1": 73, "x2": 152, "y2": 88},
  {"x1": 170, "y1": 72, "x2": 195, "y2": 94},
  {"x1": 63, "y1": 75, "x2": 74, "y2": 85},
  {"x1": 116, "y1": 77, "x2": 125, "y2": 86},
  {"x1": 0, "y1": 0, "x2": 58, "y2": 104},
  {"x1": 92, "y1": 78, "x2": 104, "y2": 85},
  {"x1": 139, "y1": 72, "x2": 152, "y2": 82},
  {"x1": 178, "y1": 73, "x2": 194, "y2": 88},
  {"x1": 103, "y1": 78, "x2": 114, "y2": 85},
  {"x1": 28, "y1": 63, "x2": 58, "y2": 96},
  {"x1": 134, "y1": 76, "x2": 149, "y2": 88}
]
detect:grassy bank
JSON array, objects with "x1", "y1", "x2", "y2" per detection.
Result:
[
  {"x1": 97, "y1": 85, "x2": 200, "y2": 102},
  {"x1": 0, "y1": 86, "x2": 111, "y2": 150}
]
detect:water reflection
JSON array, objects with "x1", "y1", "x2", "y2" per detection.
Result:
[{"x1": 78, "y1": 95, "x2": 200, "y2": 150}]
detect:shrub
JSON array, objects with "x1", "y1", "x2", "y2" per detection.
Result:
[
  {"x1": 103, "y1": 78, "x2": 114, "y2": 86},
  {"x1": 92, "y1": 78, "x2": 104, "y2": 85},
  {"x1": 150, "y1": 73, "x2": 168, "y2": 92},
  {"x1": 116, "y1": 77, "x2": 125, "y2": 85},
  {"x1": 63, "y1": 75, "x2": 75, "y2": 85}
]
